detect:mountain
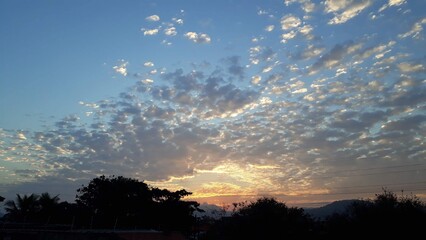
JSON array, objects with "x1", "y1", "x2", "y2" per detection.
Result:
[
  {"x1": 196, "y1": 203, "x2": 231, "y2": 219},
  {"x1": 304, "y1": 199, "x2": 363, "y2": 220}
]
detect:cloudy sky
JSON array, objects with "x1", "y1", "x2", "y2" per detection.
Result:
[{"x1": 1, "y1": 0, "x2": 425, "y2": 207}]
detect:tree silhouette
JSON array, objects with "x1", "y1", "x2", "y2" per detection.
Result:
[
  {"x1": 75, "y1": 175, "x2": 200, "y2": 234},
  {"x1": 4, "y1": 194, "x2": 40, "y2": 222},
  {"x1": 204, "y1": 197, "x2": 313, "y2": 240},
  {"x1": 38, "y1": 192, "x2": 60, "y2": 224},
  {"x1": 323, "y1": 189, "x2": 426, "y2": 239}
]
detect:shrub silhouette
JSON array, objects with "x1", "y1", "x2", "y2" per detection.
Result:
[
  {"x1": 323, "y1": 189, "x2": 426, "y2": 239},
  {"x1": 203, "y1": 197, "x2": 313, "y2": 240}
]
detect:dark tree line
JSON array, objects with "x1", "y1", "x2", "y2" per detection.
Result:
[
  {"x1": 201, "y1": 190, "x2": 426, "y2": 240},
  {"x1": 202, "y1": 197, "x2": 314, "y2": 240},
  {"x1": 1, "y1": 175, "x2": 201, "y2": 236},
  {"x1": 322, "y1": 190, "x2": 426, "y2": 239},
  {"x1": 2, "y1": 177, "x2": 426, "y2": 239}
]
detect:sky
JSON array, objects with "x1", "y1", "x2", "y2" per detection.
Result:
[{"x1": 0, "y1": 0, "x2": 425, "y2": 207}]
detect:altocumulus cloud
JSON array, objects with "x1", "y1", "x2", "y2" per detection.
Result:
[{"x1": 1, "y1": 0, "x2": 425, "y2": 204}]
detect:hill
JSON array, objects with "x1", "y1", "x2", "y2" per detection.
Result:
[{"x1": 303, "y1": 199, "x2": 362, "y2": 219}]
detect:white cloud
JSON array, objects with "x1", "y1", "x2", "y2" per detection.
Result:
[
  {"x1": 113, "y1": 61, "x2": 129, "y2": 76},
  {"x1": 251, "y1": 75, "x2": 262, "y2": 85},
  {"x1": 143, "y1": 28, "x2": 159, "y2": 36},
  {"x1": 398, "y1": 62, "x2": 425, "y2": 73},
  {"x1": 184, "y1": 32, "x2": 211, "y2": 44},
  {"x1": 299, "y1": 24, "x2": 313, "y2": 35},
  {"x1": 146, "y1": 15, "x2": 160, "y2": 22},
  {"x1": 144, "y1": 61, "x2": 154, "y2": 67},
  {"x1": 309, "y1": 42, "x2": 362, "y2": 74},
  {"x1": 302, "y1": 1, "x2": 315, "y2": 13},
  {"x1": 257, "y1": 9, "x2": 269, "y2": 15},
  {"x1": 265, "y1": 25, "x2": 275, "y2": 32},
  {"x1": 281, "y1": 31, "x2": 297, "y2": 43},
  {"x1": 142, "y1": 78, "x2": 154, "y2": 84},
  {"x1": 172, "y1": 18, "x2": 184, "y2": 25},
  {"x1": 398, "y1": 18, "x2": 426, "y2": 39},
  {"x1": 292, "y1": 88, "x2": 308, "y2": 94},
  {"x1": 379, "y1": 0, "x2": 406, "y2": 12},
  {"x1": 300, "y1": 45, "x2": 325, "y2": 59},
  {"x1": 324, "y1": 0, "x2": 372, "y2": 24},
  {"x1": 164, "y1": 27, "x2": 177, "y2": 36},
  {"x1": 16, "y1": 132, "x2": 27, "y2": 140},
  {"x1": 281, "y1": 14, "x2": 301, "y2": 30},
  {"x1": 358, "y1": 41, "x2": 395, "y2": 59},
  {"x1": 284, "y1": 0, "x2": 315, "y2": 13}
]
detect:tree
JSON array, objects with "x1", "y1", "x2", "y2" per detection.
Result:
[
  {"x1": 324, "y1": 189, "x2": 426, "y2": 239},
  {"x1": 205, "y1": 197, "x2": 313, "y2": 240},
  {"x1": 75, "y1": 175, "x2": 200, "y2": 233},
  {"x1": 4, "y1": 194, "x2": 40, "y2": 222},
  {"x1": 38, "y1": 192, "x2": 60, "y2": 224}
]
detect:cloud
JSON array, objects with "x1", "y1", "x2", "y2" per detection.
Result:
[
  {"x1": 144, "y1": 61, "x2": 154, "y2": 67},
  {"x1": 251, "y1": 75, "x2": 262, "y2": 85},
  {"x1": 309, "y1": 41, "x2": 362, "y2": 74},
  {"x1": 281, "y1": 14, "x2": 301, "y2": 30},
  {"x1": 382, "y1": 115, "x2": 426, "y2": 132},
  {"x1": 379, "y1": 0, "x2": 406, "y2": 12},
  {"x1": 113, "y1": 60, "x2": 129, "y2": 76},
  {"x1": 16, "y1": 132, "x2": 27, "y2": 140},
  {"x1": 1, "y1": 1, "x2": 426, "y2": 205},
  {"x1": 265, "y1": 25, "x2": 275, "y2": 32},
  {"x1": 184, "y1": 32, "x2": 211, "y2": 44},
  {"x1": 297, "y1": 45, "x2": 325, "y2": 60},
  {"x1": 281, "y1": 31, "x2": 297, "y2": 43},
  {"x1": 249, "y1": 46, "x2": 276, "y2": 65},
  {"x1": 223, "y1": 56, "x2": 245, "y2": 80},
  {"x1": 358, "y1": 41, "x2": 395, "y2": 60},
  {"x1": 284, "y1": 0, "x2": 316, "y2": 14},
  {"x1": 146, "y1": 15, "x2": 160, "y2": 22},
  {"x1": 164, "y1": 27, "x2": 177, "y2": 36},
  {"x1": 143, "y1": 28, "x2": 159, "y2": 36},
  {"x1": 172, "y1": 18, "x2": 184, "y2": 25},
  {"x1": 398, "y1": 62, "x2": 425, "y2": 73},
  {"x1": 398, "y1": 18, "x2": 426, "y2": 39},
  {"x1": 324, "y1": 0, "x2": 372, "y2": 24}
]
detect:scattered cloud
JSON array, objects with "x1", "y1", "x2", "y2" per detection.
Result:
[
  {"x1": 142, "y1": 28, "x2": 159, "y2": 36},
  {"x1": 172, "y1": 18, "x2": 184, "y2": 25},
  {"x1": 184, "y1": 32, "x2": 211, "y2": 44},
  {"x1": 398, "y1": 18, "x2": 426, "y2": 39},
  {"x1": 324, "y1": 0, "x2": 372, "y2": 24},
  {"x1": 144, "y1": 61, "x2": 154, "y2": 67},
  {"x1": 113, "y1": 60, "x2": 129, "y2": 76},
  {"x1": 281, "y1": 14, "x2": 301, "y2": 30},
  {"x1": 1, "y1": 1, "x2": 425, "y2": 205},
  {"x1": 379, "y1": 0, "x2": 406, "y2": 12},
  {"x1": 397, "y1": 62, "x2": 425, "y2": 73},
  {"x1": 146, "y1": 15, "x2": 160, "y2": 22},
  {"x1": 309, "y1": 41, "x2": 363, "y2": 74},
  {"x1": 265, "y1": 25, "x2": 275, "y2": 32},
  {"x1": 164, "y1": 27, "x2": 177, "y2": 36}
]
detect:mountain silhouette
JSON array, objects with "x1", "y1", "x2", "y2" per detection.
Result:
[{"x1": 304, "y1": 199, "x2": 362, "y2": 219}]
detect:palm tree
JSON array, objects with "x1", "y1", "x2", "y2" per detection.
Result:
[
  {"x1": 38, "y1": 192, "x2": 60, "y2": 224},
  {"x1": 4, "y1": 194, "x2": 40, "y2": 222}
]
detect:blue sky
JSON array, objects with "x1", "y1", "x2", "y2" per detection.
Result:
[{"x1": 1, "y1": 0, "x2": 425, "y2": 206}]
